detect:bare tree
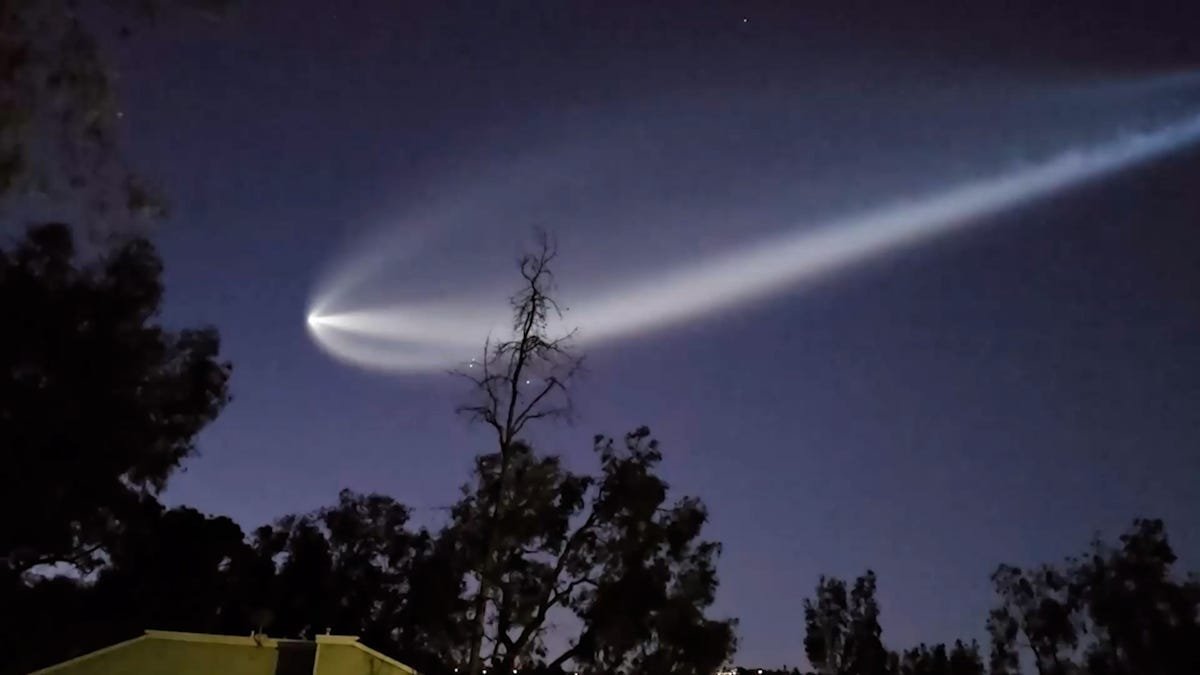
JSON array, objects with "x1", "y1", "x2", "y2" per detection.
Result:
[
  {"x1": 448, "y1": 237, "x2": 733, "y2": 675},
  {"x1": 455, "y1": 234, "x2": 582, "y2": 675}
]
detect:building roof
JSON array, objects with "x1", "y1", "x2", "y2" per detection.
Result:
[{"x1": 30, "y1": 629, "x2": 418, "y2": 675}]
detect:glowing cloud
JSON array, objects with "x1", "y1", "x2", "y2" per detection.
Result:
[{"x1": 308, "y1": 110, "x2": 1200, "y2": 373}]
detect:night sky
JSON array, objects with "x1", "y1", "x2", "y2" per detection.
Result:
[{"x1": 101, "y1": 1, "x2": 1200, "y2": 667}]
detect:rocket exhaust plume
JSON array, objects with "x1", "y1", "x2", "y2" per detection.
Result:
[{"x1": 307, "y1": 106, "x2": 1200, "y2": 373}]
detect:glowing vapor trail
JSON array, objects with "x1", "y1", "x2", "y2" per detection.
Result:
[{"x1": 308, "y1": 111, "x2": 1200, "y2": 373}]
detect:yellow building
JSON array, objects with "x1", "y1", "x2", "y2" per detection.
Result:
[{"x1": 30, "y1": 630, "x2": 419, "y2": 675}]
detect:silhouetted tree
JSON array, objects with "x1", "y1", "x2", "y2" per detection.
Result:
[
  {"x1": 454, "y1": 234, "x2": 580, "y2": 675},
  {"x1": 89, "y1": 500, "x2": 255, "y2": 634},
  {"x1": 804, "y1": 571, "x2": 889, "y2": 675},
  {"x1": 233, "y1": 489, "x2": 463, "y2": 674},
  {"x1": 392, "y1": 531, "x2": 472, "y2": 675},
  {"x1": 987, "y1": 563, "x2": 1078, "y2": 675},
  {"x1": 250, "y1": 490, "x2": 426, "y2": 641},
  {"x1": 987, "y1": 518, "x2": 1200, "y2": 675},
  {"x1": 800, "y1": 573, "x2": 986, "y2": 675},
  {"x1": 448, "y1": 238, "x2": 735, "y2": 675},
  {"x1": 896, "y1": 641, "x2": 985, "y2": 675},
  {"x1": 1068, "y1": 518, "x2": 1199, "y2": 675},
  {"x1": 2, "y1": 500, "x2": 255, "y2": 674},
  {"x1": 441, "y1": 428, "x2": 735, "y2": 675},
  {"x1": 0, "y1": 223, "x2": 230, "y2": 580}
]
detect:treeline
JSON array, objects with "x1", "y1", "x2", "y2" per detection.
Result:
[
  {"x1": 793, "y1": 517, "x2": 1200, "y2": 675},
  {"x1": 1, "y1": 227, "x2": 734, "y2": 675}
]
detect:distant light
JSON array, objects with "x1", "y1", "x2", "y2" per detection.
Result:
[
  {"x1": 758, "y1": 670, "x2": 764, "y2": 674},
  {"x1": 742, "y1": 17, "x2": 748, "y2": 23}
]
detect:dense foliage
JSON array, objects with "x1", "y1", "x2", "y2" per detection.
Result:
[{"x1": 0, "y1": 223, "x2": 230, "y2": 579}]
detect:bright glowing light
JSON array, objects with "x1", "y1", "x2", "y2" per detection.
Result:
[{"x1": 307, "y1": 109, "x2": 1200, "y2": 373}]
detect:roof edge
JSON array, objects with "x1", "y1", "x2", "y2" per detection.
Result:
[{"x1": 30, "y1": 631, "x2": 398, "y2": 675}]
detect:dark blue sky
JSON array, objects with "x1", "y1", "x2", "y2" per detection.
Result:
[{"x1": 104, "y1": 1, "x2": 1200, "y2": 667}]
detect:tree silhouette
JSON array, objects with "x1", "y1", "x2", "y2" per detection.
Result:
[
  {"x1": 1074, "y1": 519, "x2": 1200, "y2": 675},
  {"x1": 988, "y1": 518, "x2": 1200, "y2": 675},
  {"x1": 801, "y1": 521, "x2": 1200, "y2": 675},
  {"x1": 448, "y1": 238, "x2": 735, "y2": 675},
  {"x1": 91, "y1": 501, "x2": 253, "y2": 633},
  {"x1": 2, "y1": 500, "x2": 255, "y2": 674},
  {"x1": 246, "y1": 490, "x2": 426, "y2": 641},
  {"x1": 987, "y1": 563, "x2": 1078, "y2": 675},
  {"x1": 453, "y1": 235, "x2": 581, "y2": 675},
  {"x1": 896, "y1": 641, "x2": 985, "y2": 675},
  {"x1": 0, "y1": 223, "x2": 230, "y2": 580},
  {"x1": 804, "y1": 571, "x2": 889, "y2": 675},
  {"x1": 801, "y1": 573, "x2": 983, "y2": 675},
  {"x1": 442, "y1": 428, "x2": 735, "y2": 675}
]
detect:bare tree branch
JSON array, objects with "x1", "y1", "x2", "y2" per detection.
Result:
[{"x1": 455, "y1": 233, "x2": 583, "y2": 675}]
